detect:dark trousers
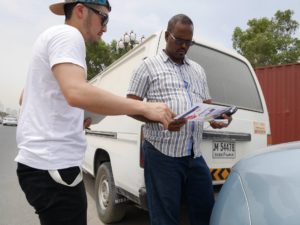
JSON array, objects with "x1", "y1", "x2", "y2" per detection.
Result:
[
  {"x1": 16, "y1": 163, "x2": 87, "y2": 225},
  {"x1": 143, "y1": 140, "x2": 214, "y2": 225}
]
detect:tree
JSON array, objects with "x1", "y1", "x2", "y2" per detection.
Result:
[
  {"x1": 86, "y1": 31, "x2": 144, "y2": 80},
  {"x1": 0, "y1": 112, "x2": 8, "y2": 118},
  {"x1": 86, "y1": 41, "x2": 114, "y2": 80},
  {"x1": 232, "y1": 10, "x2": 300, "y2": 67},
  {"x1": 86, "y1": 39, "x2": 135, "y2": 80},
  {"x1": 109, "y1": 40, "x2": 128, "y2": 61}
]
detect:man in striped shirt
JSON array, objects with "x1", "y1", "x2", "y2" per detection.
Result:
[{"x1": 127, "y1": 14, "x2": 230, "y2": 225}]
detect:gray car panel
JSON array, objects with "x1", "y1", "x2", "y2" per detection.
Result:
[
  {"x1": 210, "y1": 141, "x2": 300, "y2": 225},
  {"x1": 210, "y1": 171, "x2": 250, "y2": 225}
]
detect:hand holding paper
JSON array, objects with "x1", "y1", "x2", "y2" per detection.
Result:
[{"x1": 168, "y1": 118, "x2": 187, "y2": 132}]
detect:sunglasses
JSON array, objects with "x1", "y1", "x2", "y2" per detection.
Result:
[
  {"x1": 169, "y1": 32, "x2": 194, "y2": 46},
  {"x1": 83, "y1": 4, "x2": 109, "y2": 26}
]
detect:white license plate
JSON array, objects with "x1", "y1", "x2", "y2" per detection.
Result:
[{"x1": 212, "y1": 141, "x2": 236, "y2": 159}]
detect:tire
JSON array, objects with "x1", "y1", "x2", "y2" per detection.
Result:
[{"x1": 95, "y1": 162, "x2": 126, "y2": 224}]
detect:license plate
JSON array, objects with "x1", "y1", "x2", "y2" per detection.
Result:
[{"x1": 212, "y1": 141, "x2": 236, "y2": 159}]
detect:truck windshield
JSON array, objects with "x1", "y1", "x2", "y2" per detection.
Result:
[{"x1": 187, "y1": 44, "x2": 263, "y2": 112}]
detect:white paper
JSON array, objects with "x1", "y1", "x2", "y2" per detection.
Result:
[
  {"x1": 84, "y1": 111, "x2": 106, "y2": 125},
  {"x1": 174, "y1": 103, "x2": 234, "y2": 122}
]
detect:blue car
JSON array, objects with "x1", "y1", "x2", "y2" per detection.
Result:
[{"x1": 210, "y1": 141, "x2": 300, "y2": 225}]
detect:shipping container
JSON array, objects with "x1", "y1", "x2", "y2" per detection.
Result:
[{"x1": 255, "y1": 63, "x2": 300, "y2": 144}]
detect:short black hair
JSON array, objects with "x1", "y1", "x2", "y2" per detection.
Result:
[
  {"x1": 64, "y1": 3, "x2": 78, "y2": 20},
  {"x1": 167, "y1": 14, "x2": 194, "y2": 33}
]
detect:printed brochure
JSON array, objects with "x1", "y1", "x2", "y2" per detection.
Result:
[{"x1": 174, "y1": 103, "x2": 237, "y2": 122}]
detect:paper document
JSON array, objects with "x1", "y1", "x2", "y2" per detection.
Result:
[
  {"x1": 84, "y1": 111, "x2": 105, "y2": 125},
  {"x1": 174, "y1": 103, "x2": 237, "y2": 122}
]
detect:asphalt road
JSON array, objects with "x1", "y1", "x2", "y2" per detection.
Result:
[{"x1": 0, "y1": 125, "x2": 149, "y2": 225}]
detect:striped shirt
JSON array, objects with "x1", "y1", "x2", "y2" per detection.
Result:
[{"x1": 127, "y1": 50, "x2": 211, "y2": 157}]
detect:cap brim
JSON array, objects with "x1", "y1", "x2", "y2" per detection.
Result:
[{"x1": 49, "y1": 3, "x2": 65, "y2": 15}]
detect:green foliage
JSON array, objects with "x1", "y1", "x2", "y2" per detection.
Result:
[
  {"x1": 86, "y1": 40, "x2": 129, "y2": 80},
  {"x1": 0, "y1": 112, "x2": 8, "y2": 118},
  {"x1": 232, "y1": 10, "x2": 300, "y2": 67},
  {"x1": 86, "y1": 41, "x2": 111, "y2": 80}
]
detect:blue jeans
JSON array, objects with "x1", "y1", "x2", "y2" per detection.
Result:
[{"x1": 143, "y1": 140, "x2": 214, "y2": 225}]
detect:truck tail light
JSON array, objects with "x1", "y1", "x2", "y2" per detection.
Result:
[{"x1": 140, "y1": 125, "x2": 145, "y2": 168}]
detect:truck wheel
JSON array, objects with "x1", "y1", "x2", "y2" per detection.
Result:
[{"x1": 95, "y1": 162, "x2": 126, "y2": 223}]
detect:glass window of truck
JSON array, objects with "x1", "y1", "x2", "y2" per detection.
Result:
[{"x1": 187, "y1": 44, "x2": 263, "y2": 112}]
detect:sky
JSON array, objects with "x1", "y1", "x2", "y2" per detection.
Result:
[{"x1": 0, "y1": 0, "x2": 299, "y2": 111}]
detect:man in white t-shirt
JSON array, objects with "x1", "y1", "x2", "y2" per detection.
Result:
[{"x1": 15, "y1": 1, "x2": 174, "y2": 225}]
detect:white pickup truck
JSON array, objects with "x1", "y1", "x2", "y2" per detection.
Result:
[{"x1": 82, "y1": 31, "x2": 271, "y2": 224}]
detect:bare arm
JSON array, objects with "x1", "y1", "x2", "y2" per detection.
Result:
[
  {"x1": 127, "y1": 94, "x2": 187, "y2": 132},
  {"x1": 52, "y1": 63, "x2": 174, "y2": 128},
  {"x1": 126, "y1": 94, "x2": 153, "y2": 123}
]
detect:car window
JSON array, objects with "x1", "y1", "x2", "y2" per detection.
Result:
[{"x1": 187, "y1": 44, "x2": 263, "y2": 112}]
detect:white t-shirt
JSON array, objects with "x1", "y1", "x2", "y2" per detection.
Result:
[{"x1": 15, "y1": 24, "x2": 87, "y2": 170}]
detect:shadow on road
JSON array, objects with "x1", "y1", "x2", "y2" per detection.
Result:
[{"x1": 83, "y1": 172, "x2": 191, "y2": 225}]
